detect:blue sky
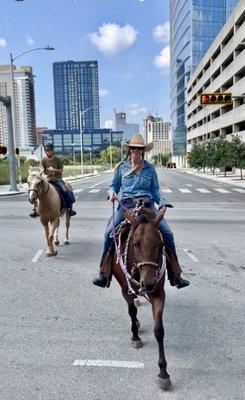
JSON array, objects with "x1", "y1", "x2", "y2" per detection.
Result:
[{"x1": 0, "y1": 0, "x2": 170, "y2": 130}]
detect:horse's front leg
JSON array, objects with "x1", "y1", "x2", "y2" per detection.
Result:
[
  {"x1": 64, "y1": 214, "x2": 71, "y2": 245},
  {"x1": 122, "y1": 291, "x2": 142, "y2": 348},
  {"x1": 49, "y1": 219, "x2": 59, "y2": 255},
  {"x1": 150, "y1": 290, "x2": 171, "y2": 390},
  {"x1": 42, "y1": 221, "x2": 52, "y2": 256}
]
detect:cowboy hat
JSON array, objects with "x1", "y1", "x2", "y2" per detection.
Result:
[{"x1": 123, "y1": 134, "x2": 153, "y2": 152}]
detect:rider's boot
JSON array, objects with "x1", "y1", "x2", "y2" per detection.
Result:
[
  {"x1": 67, "y1": 208, "x2": 77, "y2": 216},
  {"x1": 166, "y1": 249, "x2": 190, "y2": 289},
  {"x1": 93, "y1": 248, "x2": 113, "y2": 288},
  {"x1": 29, "y1": 206, "x2": 38, "y2": 218}
]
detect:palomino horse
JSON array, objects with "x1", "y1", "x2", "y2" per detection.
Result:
[
  {"x1": 111, "y1": 206, "x2": 171, "y2": 390},
  {"x1": 28, "y1": 172, "x2": 71, "y2": 256}
]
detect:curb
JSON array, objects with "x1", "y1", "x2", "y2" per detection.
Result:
[
  {"x1": 177, "y1": 169, "x2": 245, "y2": 188},
  {"x1": 0, "y1": 190, "x2": 26, "y2": 197}
]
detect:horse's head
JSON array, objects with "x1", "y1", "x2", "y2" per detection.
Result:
[
  {"x1": 126, "y1": 209, "x2": 165, "y2": 293},
  {"x1": 27, "y1": 172, "x2": 47, "y2": 203}
]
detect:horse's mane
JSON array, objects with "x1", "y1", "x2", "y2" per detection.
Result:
[{"x1": 28, "y1": 170, "x2": 48, "y2": 182}]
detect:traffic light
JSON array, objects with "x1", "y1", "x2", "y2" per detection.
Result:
[
  {"x1": 16, "y1": 148, "x2": 19, "y2": 155},
  {"x1": 0, "y1": 146, "x2": 7, "y2": 155},
  {"x1": 200, "y1": 93, "x2": 232, "y2": 105}
]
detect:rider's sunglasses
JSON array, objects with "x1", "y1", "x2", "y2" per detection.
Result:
[{"x1": 130, "y1": 147, "x2": 143, "y2": 152}]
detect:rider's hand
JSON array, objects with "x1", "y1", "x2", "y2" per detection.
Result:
[{"x1": 109, "y1": 193, "x2": 117, "y2": 203}]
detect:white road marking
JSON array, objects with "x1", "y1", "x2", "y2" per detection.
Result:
[
  {"x1": 232, "y1": 188, "x2": 245, "y2": 193},
  {"x1": 89, "y1": 189, "x2": 101, "y2": 193},
  {"x1": 196, "y1": 188, "x2": 211, "y2": 193},
  {"x1": 214, "y1": 188, "x2": 230, "y2": 193},
  {"x1": 183, "y1": 249, "x2": 199, "y2": 262},
  {"x1": 185, "y1": 184, "x2": 193, "y2": 187},
  {"x1": 73, "y1": 359, "x2": 145, "y2": 369},
  {"x1": 162, "y1": 188, "x2": 172, "y2": 193},
  {"x1": 73, "y1": 188, "x2": 84, "y2": 193},
  {"x1": 179, "y1": 188, "x2": 192, "y2": 193},
  {"x1": 89, "y1": 177, "x2": 112, "y2": 188},
  {"x1": 32, "y1": 250, "x2": 43, "y2": 263}
]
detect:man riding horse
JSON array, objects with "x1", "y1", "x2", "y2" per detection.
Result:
[
  {"x1": 93, "y1": 134, "x2": 190, "y2": 289},
  {"x1": 29, "y1": 143, "x2": 76, "y2": 218}
]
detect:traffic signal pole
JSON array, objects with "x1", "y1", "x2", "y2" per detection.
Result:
[{"x1": 0, "y1": 95, "x2": 18, "y2": 191}]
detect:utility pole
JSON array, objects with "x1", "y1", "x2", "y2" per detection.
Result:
[{"x1": 0, "y1": 95, "x2": 18, "y2": 191}]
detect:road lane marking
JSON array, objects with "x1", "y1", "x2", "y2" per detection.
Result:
[
  {"x1": 185, "y1": 184, "x2": 193, "y2": 186},
  {"x1": 183, "y1": 249, "x2": 199, "y2": 262},
  {"x1": 32, "y1": 250, "x2": 43, "y2": 263},
  {"x1": 214, "y1": 188, "x2": 230, "y2": 193},
  {"x1": 232, "y1": 188, "x2": 245, "y2": 193},
  {"x1": 196, "y1": 188, "x2": 211, "y2": 193},
  {"x1": 179, "y1": 188, "x2": 192, "y2": 193},
  {"x1": 89, "y1": 189, "x2": 101, "y2": 193},
  {"x1": 73, "y1": 359, "x2": 145, "y2": 369},
  {"x1": 162, "y1": 188, "x2": 172, "y2": 193},
  {"x1": 89, "y1": 177, "x2": 112, "y2": 188}
]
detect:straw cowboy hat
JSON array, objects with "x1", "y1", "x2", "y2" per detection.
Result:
[{"x1": 123, "y1": 134, "x2": 153, "y2": 152}]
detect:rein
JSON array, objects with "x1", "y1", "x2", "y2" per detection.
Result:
[{"x1": 112, "y1": 199, "x2": 165, "y2": 300}]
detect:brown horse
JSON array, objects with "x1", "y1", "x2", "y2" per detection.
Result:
[
  {"x1": 28, "y1": 172, "x2": 71, "y2": 256},
  {"x1": 111, "y1": 207, "x2": 171, "y2": 390}
]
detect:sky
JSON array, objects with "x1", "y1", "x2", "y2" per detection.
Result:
[{"x1": 0, "y1": 0, "x2": 170, "y2": 131}]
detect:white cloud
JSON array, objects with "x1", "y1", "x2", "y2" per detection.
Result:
[
  {"x1": 127, "y1": 103, "x2": 148, "y2": 116},
  {"x1": 99, "y1": 88, "x2": 108, "y2": 97},
  {"x1": 153, "y1": 45, "x2": 170, "y2": 69},
  {"x1": 88, "y1": 23, "x2": 138, "y2": 56},
  {"x1": 153, "y1": 22, "x2": 170, "y2": 43},
  {"x1": 26, "y1": 36, "x2": 35, "y2": 45},
  {"x1": 0, "y1": 38, "x2": 7, "y2": 48},
  {"x1": 104, "y1": 120, "x2": 113, "y2": 129}
]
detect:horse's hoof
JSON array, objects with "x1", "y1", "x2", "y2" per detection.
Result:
[
  {"x1": 46, "y1": 252, "x2": 53, "y2": 257},
  {"x1": 131, "y1": 340, "x2": 143, "y2": 349},
  {"x1": 54, "y1": 240, "x2": 60, "y2": 246},
  {"x1": 158, "y1": 377, "x2": 171, "y2": 391},
  {"x1": 64, "y1": 240, "x2": 70, "y2": 245},
  {"x1": 52, "y1": 251, "x2": 58, "y2": 256}
]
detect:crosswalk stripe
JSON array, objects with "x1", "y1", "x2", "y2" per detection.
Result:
[
  {"x1": 196, "y1": 188, "x2": 211, "y2": 193},
  {"x1": 162, "y1": 188, "x2": 172, "y2": 193},
  {"x1": 73, "y1": 188, "x2": 84, "y2": 193},
  {"x1": 232, "y1": 188, "x2": 245, "y2": 193},
  {"x1": 179, "y1": 188, "x2": 192, "y2": 193},
  {"x1": 89, "y1": 189, "x2": 101, "y2": 193},
  {"x1": 214, "y1": 188, "x2": 230, "y2": 193}
]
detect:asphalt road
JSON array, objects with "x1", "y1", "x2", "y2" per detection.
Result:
[{"x1": 0, "y1": 170, "x2": 244, "y2": 400}]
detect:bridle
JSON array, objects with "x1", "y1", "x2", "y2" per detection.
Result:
[
  {"x1": 28, "y1": 178, "x2": 50, "y2": 200},
  {"x1": 112, "y1": 200, "x2": 166, "y2": 298}
]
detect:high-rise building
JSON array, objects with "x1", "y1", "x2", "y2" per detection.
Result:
[
  {"x1": 36, "y1": 126, "x2": 48, "y2": 146},
  {"x1": 53, "y1": 60, "x2": 100, "y2": 132},
  {"x1": 115, "y1": 111, "x2": 139, "y2": 140},
  {"x1": 144, "y1": 115, "x2": 171, "y2": 158},
  {"x1": 0, "y1": 65, "x2": 36, "y2": 150},
  {"x1": 170, "y1": 0, "x2": 239, "y2": 166}
]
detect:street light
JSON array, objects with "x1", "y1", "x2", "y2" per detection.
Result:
[
  {"x1": 79, "y1": 106, "x2": 100, "y2": 174},
  {"x1": 10, "y1": 45, "x2": 55, "y2": 189},
  {"x1": 109, "y1": 128, "x2": 113, "y2": 170}
]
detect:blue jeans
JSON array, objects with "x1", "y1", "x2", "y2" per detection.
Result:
[
  {"x1": 50, "y1": 180, "x2": 75, "y2": 209},
  {"x1": 101, "y1": 200, "x2": 176, "y2": 261}
]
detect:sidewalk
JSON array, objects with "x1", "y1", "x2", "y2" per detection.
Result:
[
  {"x1": 0, "y1": 170, "x2": 108, "y2": 197},
  {"x1": 180, "y1": 168, "x2": 245, "y2": 188}
]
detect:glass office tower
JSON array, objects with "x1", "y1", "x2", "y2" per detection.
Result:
[
  {"x1": 170, "y1": 0, "x2": 239, "y2": 163},
  {"x1": 53, "y1": 60, "x2": 100, "y2": 131}
]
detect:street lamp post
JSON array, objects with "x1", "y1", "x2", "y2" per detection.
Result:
[
  {"x1": 10, "y1": 45, "x2": 55, "y2": 188},
  {"x1": 109, "y1": 128, "x2": 113, "y2": 170},
  {"x1": 79, "y1": 106, "x2": 100, "y2": 175}
]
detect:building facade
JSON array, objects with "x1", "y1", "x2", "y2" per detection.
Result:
[
  {"x1": 115, "y1": 111, "x2": 139, "y2": 140},
  {"x1": 144, "y1": 115, "x2": 171, "y2": 158},
  {"x1": 170, "y1": 0, "x2": 239, "y2": 166},
  {"x1": 43, "y1": 128, "x2": 123, "y2": 155},
  {"x1": 36, "y1": 126, "x2": 48, "y2": 146},
  {"x1": 187, "y1": 1, "x2": 245, "y2": 147},
  {"x1": 53, "y1": 60, "x2": 100, "y2": 132},
  {"x1": 0, "y1": 65, "x2": 36, "y2": 150}
]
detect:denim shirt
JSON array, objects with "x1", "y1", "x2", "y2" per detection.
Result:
[{"x1": 108, "y1": 160, "x2": 168, "y2": 207}]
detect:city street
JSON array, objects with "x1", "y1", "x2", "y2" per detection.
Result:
[{"x1": 0, "y1": 169, "x2": 244, "y2": 400}]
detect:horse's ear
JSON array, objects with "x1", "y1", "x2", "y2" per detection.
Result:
[
  {"x1": 124, "y1": 211, "x2": 138, "y2": 226},
  {"x1": 151, "y1": 212, "x2": 164, "y2": 226}
]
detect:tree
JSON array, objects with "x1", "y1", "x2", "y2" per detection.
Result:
[
  {"x1": 215, "y1": 138, "x2": 236, "y2": 177},
  {"x1": 100, "y1": 146, "x2": 121, "y2": 165},
  {"x1": 231, "y1": 135, "x2": 245, "y2": 179}
]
